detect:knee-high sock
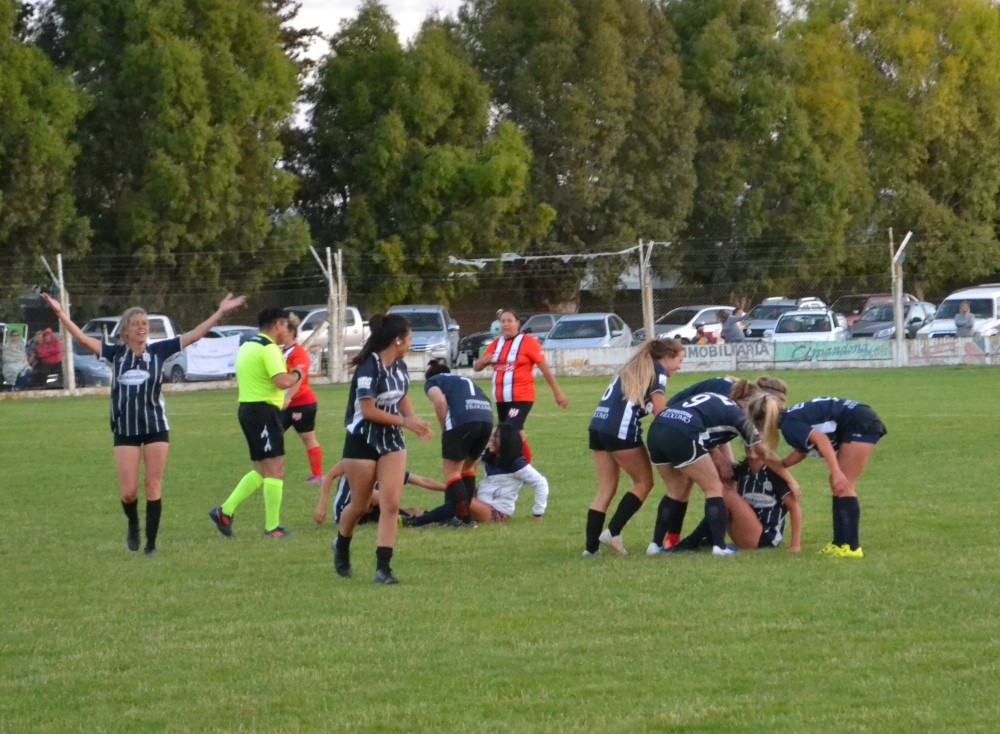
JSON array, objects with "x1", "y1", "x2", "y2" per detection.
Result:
[
  {"x1": 122, "y1": 499, "x2": 139, "y2": 529},
  {"x1": 462, "y1": 471, "x2": 477, "y2": 499},
  {"x1": 607, "y1": 491, "x2": 644, "y2": 536},
  {"x1": 222, "y1": 470, "x2": 264, "y2": 516},
  {"x1": 307, "y1": 446, "x2": 323, "y2": 477},
  {"x1": 376, "y1": 545, "x2": 393, "y2": 572},
  {"x1": 522, "y1": 439, "x2": 532, "y2": 464},
  {"x1": 832, "y1": 497, "x2": 846, "y2": 546},
  {"x1": 651, "y1": 497, "x2": 687, "y2": 546},
  {"x1": 263, "y1": 478, "x2": 283, "y2": 531},
  {"x1": 445, "y1": 476, "x2": 470, "y2": 520},
  {"x1": 145, "y1": 499, "x2": 162, "y2": 550},
  {"x1": 841, "y1": 496, "x2": 861, "y2": 550},
  {"x1": 410, "y1": 502, "x2": 455, "y2": 527},
  {"x1": 586, "y1": 509, "x2": 606, "y2": 554},
  {"x1": 682, "y1": 517, "x2": 712, "y2": 550},
  {"x1": 705, "y1": 497, "x2": 728, "y2": 550}
]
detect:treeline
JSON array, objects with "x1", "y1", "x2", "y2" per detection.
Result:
[{"x1": 4, "y1": 0, "x2": 1000, "y2": 317}]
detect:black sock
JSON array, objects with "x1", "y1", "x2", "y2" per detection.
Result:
[
  {"x1": 832, "y1": 497, "x2": 846, "y2": 546},
  {"x1": 652, "y1": 497, "x2": 687, "y2": 545},
  {"x1": 336, "y1": 533, "x2": 352, "y2": 554},
  {"x1": 445, "y1": 477, "x2": 470, "y2": 520},
  {"x1": 145, "y1": 499, "x2": 162, "y2": 550},
  {"x1": 667, "y1": 500, "x2": 688, "y2": 536},
  {"x1": 585, "y1": 509, "x2": 606, "y2": 553},
  {"x1": 607, "y1": 492, "x2": 643, "y2": 536},
  {"x1": 705, "y1": 497, "x2": 728, "y2": 549},
  {"x1": 842, "y1": 496, "x2": 861, "y2": 550},
  {"x1": 122, "y1": 499, "x2": 139, "y2": 530},
  {"x1": 463, "y1": 474, "x2": 477, "y2": 499},
  {"x1": 410, "y1": 502, "x2": 456, "y2": 527},
  {"x1": 375, "y1": 545, "x2": 393, "y2": 572},
  {"x1": 684, "y1": 517, "x2": 712, "y2": 549}
]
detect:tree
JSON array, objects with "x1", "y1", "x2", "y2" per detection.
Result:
[
  {"x1": 0, "y1": 0, "x2": 88, "y2": 314},
  {"x1": 39, "y1": 0, "x2": 309, "y2": 316},
  {"x1": 291, "y1": 1, "x2": 534, "y2": 308},
  {"x1": 460, "y1": 0, "x2": 699, "y2": 309}
]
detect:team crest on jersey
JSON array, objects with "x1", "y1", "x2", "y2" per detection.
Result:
[
  {"x1": 357, "y1": 376, "x2": 373, "y2": 390},
  {"x1": 119, "y1": 369, "x2": 150, "y2": 386},
  {"x1": 376, "y1": 389, "x2": 405, "y2": 407},
  {"x1": 507, "y1": 408, "x2": 520, "y2": 417}
]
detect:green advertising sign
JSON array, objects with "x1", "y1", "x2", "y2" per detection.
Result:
[{"x1": 775, "y1": 341, "x2": 892, "y2": 362}]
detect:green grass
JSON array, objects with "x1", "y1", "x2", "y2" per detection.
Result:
[{"x1": 2, "y1": 367, "x2": 999, "y2": 733}]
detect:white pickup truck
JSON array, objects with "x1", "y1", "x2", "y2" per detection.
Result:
[{"x1": 288, "y1": 305, "x2": 369, "y2": 373}]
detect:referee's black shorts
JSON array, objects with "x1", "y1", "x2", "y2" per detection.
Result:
[
  {"x1": 441, "y1": 420, "x2": 494, "y2": 462},
  {"x1": 238, "y1": 402, "x2": 285, "y2": 461}
]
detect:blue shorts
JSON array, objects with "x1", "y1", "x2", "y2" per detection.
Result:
[{"x1": 647, "y1": 422, "x2": 708, "y2": 468}]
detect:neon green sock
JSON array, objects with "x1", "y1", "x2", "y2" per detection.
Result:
[
  {"x1": 222, "y1": 470, "x2": 263, "y2": 516},
  {"x1": 263, "y1": 478, "x2": 283, "y2": 531}
]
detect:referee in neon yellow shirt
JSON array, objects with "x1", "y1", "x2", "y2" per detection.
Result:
[{"x1": 210, "y1": 308, "x2": 304, "y2": 537}]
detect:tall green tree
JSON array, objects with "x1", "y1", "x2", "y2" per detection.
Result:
[
  {"x1": 461, "y1": 0, "x2": 699, "y2": 309},
  {"x1": 292, "y1": 1, "x2": 534, "y2": 308},
  {"x1": 0, "y1": 0, "x2": 88, "y2": 312},
  {"x1": 39, "y1": 0, "x2": 309, "y2": 313}
]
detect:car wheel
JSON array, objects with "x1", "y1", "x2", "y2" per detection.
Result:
[
  {"x1": 75, "y1": 370, "x2": 86, "y2": 388},
  {"x1": 170, "y1": 366, "x2": 185, "y2": 384}
]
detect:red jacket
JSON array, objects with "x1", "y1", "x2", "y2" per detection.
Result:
[{"x1": 36, "y1": 331, "x2": 63, "y2": 366}]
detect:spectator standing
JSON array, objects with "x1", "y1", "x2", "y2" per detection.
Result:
[
  {"x1": 718, "y1": 308, "x2": 746, "y2": 344},
  {"x1": 954, "y1": 300, "x2": 975, "y2": 337}
]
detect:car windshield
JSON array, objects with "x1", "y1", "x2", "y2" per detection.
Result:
[
  {"x1": 656, "y1": 308, "x2": 698, "y2": 325},
  {"x1": 830, "y1": 296, "x2": 870, "y2": 314},
  {"x1": 407, "y1": 312, "x2": 446, "y2": 331},
  {"x1": 301, "y1": 311, "x2": 327, "y2": 330},
  {"x1": 858, "y1": 306, "x2": 893, "y2": 323},
  {"x1": 748, "y1": 304, "x2": 793, "y2": 320},
  {"x1": 71, "y1": 339, "x2": 91, "y2": 356},
  {"x1": 522, "y1": 315, "x2": 553, "y2": 333},
  {"x1": 935, "y1": 298, "x2": 994, "y2": 320},
  {"x1": 548, "y1": 319, "x2": 607, "y2": 340},
  {"x1": 776, "y1": 314, "x2": 831, "y2": 334}
]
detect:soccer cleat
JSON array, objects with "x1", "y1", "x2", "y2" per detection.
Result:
[
  {"x1": 440, "y1": 516, "x2": 477, "y2": 529},
  {"x1": 581, "y1": 549, "x2": 602, "y2": 558},
  {"x1": 835, "y1": 544, "x2": 864, "y2": 559},
  {"x1": 209, "y1": 507, "x2": 233, "y2": 537},
  {"x1": 598, "y1": 529, "x2": 628, "y2": 556},
  {"x1": 126, "y1": 524, "x2": 140, "y2": 552},
  {"x1": 333, "y1": 538, "x2": 352, "y2": 578},
  {"x1": 818, "y1": 542, "x2": 840, "y2": 556},
  {"x1": 263, "y1": 526, "x2": 290, "y2": 538},
  {"x1": 373, "y1": 568, "x2": 399, "y2": 585},
  {"x1": 646, "y1": 542, "x2": 664, "y2": 556},
  {"x1": 712, "y1": 545, "x2": 737, "y2": 556},
  {"x1": 306, "y1": 475, "x2": 323, "y2": 483}
]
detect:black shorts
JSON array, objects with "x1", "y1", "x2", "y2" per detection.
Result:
[
  {"x1": 647, "y1": 422, "x2": 708, "y2": 468},
  {"x1": 589, "y1": 429, "x2": 644, "y2": 453},
  {"x1": 282, "y1": 402, "x2": 318, "y2": 434},
  {"x1": 442, "y1": 421, "x2": 494, "y2": 462},
  {"x1": 342, "y1": 431, "x2": 382, "y2": 461},
  {"x1": 238, "y1": 402, "x2": 285, "y2": 462},
  {"x1": 497, "y1": 401, "x2": 533, "y2": 430},
  {"x1": 838, "y1": 405, "x2": 888, "y2": 446},
  {"x1": 113, "y1": 431, "x2": 169, "y2": 448}
]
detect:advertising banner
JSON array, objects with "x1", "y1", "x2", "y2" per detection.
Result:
[
  {"x1": 775, "y1": 340, "x2": 892, "y2": 363},
  {"x1": 185, "y1": 335, "x2": 240, "y2": 375}
]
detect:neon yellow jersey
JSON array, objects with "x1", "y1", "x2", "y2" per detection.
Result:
[{"x1": 236, "y1": 334, "x2": 286, "y2": 407}]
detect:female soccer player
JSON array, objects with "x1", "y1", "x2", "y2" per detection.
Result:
[
  {"x1": 779, "y1": 396, "x2": 887, "y2": 558},
  {"x1": 332, "y1": 313, "x2": 433, "y2": 584},
  {"x1": 280, "y1": 313, "x2": 323, "y2": 482},
  {"x1": 583, "y1": 338, "x2": 684, "y2": 557},
  {"x1": 313, "y1": 460, "x2": 445, "y2": 526},
  {"x1": 473, "y1": 309, "x2": 568, "y2": 462},
  {"x1": 41, "y1": 291, "x2": 246, "y2": 554}
]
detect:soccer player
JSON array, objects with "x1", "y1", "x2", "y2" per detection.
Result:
[
  {"x1": 209, "y1": 308, "x2": 304, "y2": 539},
  {"x1": 41, "y1": 291, "x2": 246, "y2": 554},
  {"x1": 420, "y1": 358, "x2": 494, "y2": 527},
  {"x1": 473, "y1": 309, "x2": 568, "y2": 463},
  {"x1": 332, "y1": 313, "x2": 433, "y2": 585},
  {"x1": 280, "y1": 313, "x2": 323, "y2": 482},
  {"x1": 313, "y1": 460, "x2": 445, "y2": 526},
  {"x1": 584, "y1": 338, "x2": 684, "y2": 557},
  {"x1": 778, "y1": 396, "x2": 887, "y2": 558}
]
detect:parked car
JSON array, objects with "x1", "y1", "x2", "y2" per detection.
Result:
[
  {"x1": 289, "y1": 305, "x2": 369, "y2": 357},
  {"x1": 33, "y1": 338, "x2": 113, "y2": 389},
  {"x1": 213, "y1": 325, "x2": 259, "y2": 344},
  {"x1": 830, "y1": 293, "x2": 917, "y2": 326},
  {"x1": 109, "y1": 314, "x2": 181, "y2": 344},
  {"x1": 543, "y1": 313, "x2": 632, "y2": 350},
  {"x1": 386, "y1": 305, "x2": 461, "y2": 367},
  {"x1": 458, "y1": 331, "x2": 494, "y2": 367},
  {"x1": 162, "y1": 327, "x2": 245, "y2": 383},
  {"x1": 81, "y1": 316, "x2": 120, "y2": 341},
  {"x1": 765, "y1": 309, "x2": 847, "y2": 342},
  {"x1": 520, "y1": 313, "x2": 565, "y2": 341},
  {"x1": 848, "y1": 302, "x2": 936, "y2": 340},
  {"x1": 916, "y1": 284, "x2": 1000, "y2": 338},
  {"x1": 631, "y1": 305, "x2": 732, "y2": 344},
  {"x1": 743, "y1": 297, "x2": 826, "y2": 340}
]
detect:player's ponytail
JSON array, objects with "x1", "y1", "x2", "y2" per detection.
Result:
[
  {"x1": 351, "y1": 313, "x2": 411, "y2": 367},
  {"x1": 619, "y1": 338, "x2": 683, "y2": 406},
  {"x1": 746, "y1": 392, "x2": 782, "y2": 457}
]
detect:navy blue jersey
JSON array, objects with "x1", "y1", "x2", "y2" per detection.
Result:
[
  {"x1": 667, "y1": 377, "x2": 735, "y2": 407},
  {"x1": 733, "y1": 461, "x2": 792, "y2": 546},
  {"x1": 344, "y1": 354, "x2": 410, "y2": 453},
  {"x1": 588, "y1": 361, "x2": 668, "y2": 441},
  {"x1": 334, "y1": 471, "x2": 411, "y2": 523},
  {"x1": 101, "y1": 337, "x2": 182, "y2": 436},
  {"x1": 652, "y1": 392, "x2": 760, "y2": 449},
  {"x1": 424, "y1": 374, "x2": 493, "y2": 429},
  {"x1": 780, "y1": 397, "x2": 865, "y2": 455}
]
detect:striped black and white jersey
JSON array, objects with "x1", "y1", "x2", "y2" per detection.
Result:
[
  {"x1": 780, "y1": 397, "x2": 861, "y2": 455},
  {"x1": 588, "y1": 360, "x2": 668, "y2": 442},
  {"x1": 652, "y1": 392, "x2": 760, "y2": 450},
  {"x1": 733, "y1": 461, "x2": 792, "y2": 547},
  {"x1": 334, "y1": 471, "x2": 412, "y2": 523},
  {"x1": 101, "y1": 337, "x2": 182, "y2": 436},
  {"x1": 667, "y1": 377, "x2": 735, "y2": 408},
  {"x1": 344, "y1": 353, "x2": 409, "y2": 453},
  {"x1": 424, "y1": 373, "x2": 493, "y2": 429}
]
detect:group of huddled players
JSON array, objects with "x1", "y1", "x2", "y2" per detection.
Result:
[{"x1": 585, "y1": 339, "x2": 887, "y2": 561}]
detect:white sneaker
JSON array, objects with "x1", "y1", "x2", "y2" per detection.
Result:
[
  {"x1": 645, "y1": 542, "x2": 664, "y2": 556},
  {"x1": 581, "y1": 549, "x2": 601, "y2": 558},
  {"x1": 599, "y1": 528, "x2": 628, "y2": 556},
  {"x1": 712, "y1": 545, "x2": 737, "y2": 557}
]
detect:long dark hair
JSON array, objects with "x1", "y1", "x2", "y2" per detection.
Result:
[
  {"x1": 351, "y1": 313, "x2": 411, "y2": 366},
  {"x1": 484, "y1": 422, "x2": 524, "y2": 470}
]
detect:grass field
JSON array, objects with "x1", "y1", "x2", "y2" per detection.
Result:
[{"x1": 2, "y1": 366, "x2": 999, "y2": 733}]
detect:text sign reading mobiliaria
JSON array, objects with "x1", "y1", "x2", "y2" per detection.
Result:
[
  {"x1": 683, "y1": 342, "x2": 775, "y2": 361},
  {"x1": 775, "y1": 341, "x2": 893, "y2": 362}
]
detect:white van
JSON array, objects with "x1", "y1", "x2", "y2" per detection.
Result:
[{"x1": 916, "y1": 284, "x2": 1000, "y2": 338}]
